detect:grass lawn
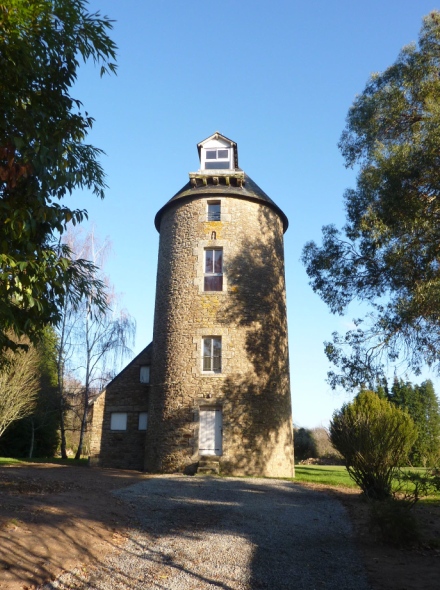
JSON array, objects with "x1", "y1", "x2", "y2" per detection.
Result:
[
  {"x1": 0, "y1": 457, "x2": 22, "y2": 465},
  {"x1": 294, "y1": 465, "x2": 358, "y2": 488},
  {"x1": 295, "y1": 465, "x2": 440, "y2": 500},
  {"x1": 0, "y1": 456, "x2": 88, "y2": 466}
]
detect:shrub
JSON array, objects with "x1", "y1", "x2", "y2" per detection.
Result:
[
  {"x1": 294, "y1": 428, "x2": 317, "y2": 462},
  {"x1": 294, "y1": 427, "x2": 342, "y2": 463},
  {"x1": 329, "y1": 390, "x2": 417, "y2": 499},
  {"x1": 369, "y1": 498, "x2": 420, "y2": 547}
]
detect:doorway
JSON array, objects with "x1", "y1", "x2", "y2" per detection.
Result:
[{"x1": 199, "y1": 407, "x2": 222, "y2": 456}]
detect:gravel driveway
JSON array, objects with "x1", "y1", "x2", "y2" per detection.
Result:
[{"x1": 46, "y1": 475, "x2": 371, "y2": 590}]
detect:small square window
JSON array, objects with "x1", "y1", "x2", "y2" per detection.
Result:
[
  {"x1": 202, "y1": 337, "x2": 222, "y2": 373},
  {"x1": 138, "y1": 412, "x2": 148, "y2": 430},
  {"x1": 140, "y1": 366, "x2": 150, "y2": 383},
  {"x1": 110, "y1": 413, "x2": 127, "y2": 430}
]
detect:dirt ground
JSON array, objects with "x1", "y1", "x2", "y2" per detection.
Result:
[{"x1": 0, "y1": 463, "x2": 439, "y2": 590}]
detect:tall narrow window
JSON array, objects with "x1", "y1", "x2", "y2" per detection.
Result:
[
  {"x1": 207, "y1": 201, "x2": 221, "y2": 221},
  {"x1": 202, "y1": 337, "x2": 222, "y2": 373},
  {"x1": 204, "y1": 249, "x2": 223, "y2": 291},
  {"x1": 140, "y1": 366, "x2": 150, "y2": 383},
  {"x1": 138, "y1": 412, "x2": 148, "y2": 431}
]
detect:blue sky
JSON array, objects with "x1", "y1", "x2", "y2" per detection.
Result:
[{"x1": 71, "y1": 0, "x2": 440, "y2": 427}]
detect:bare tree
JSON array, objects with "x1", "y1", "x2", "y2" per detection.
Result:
[
  {"x1": 57, "y1": 226, "x2": 135, "y2": 459},
  {"x1": 0, "y1": 338, "x2": 40, "y2": 438}
]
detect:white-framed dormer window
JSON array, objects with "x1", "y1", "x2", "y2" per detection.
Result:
[
  {"x1": 202, "y1": 337, "x2": 222, "y2": 373},
  {"x1": 140, "y1": 366, "x2": 150, "y2": 383},
  {"x1": 202, "y1": 148, "x2": 231, "y2": 170}
]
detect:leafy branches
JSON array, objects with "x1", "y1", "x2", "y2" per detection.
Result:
[
  {"x1": 0, "y1": 0, "x2": 117, "y2": 363},
  {"x1": 302, "y1": 11, "x2": 440, "y2": 386},
  {"x1": 0, "y1": 335, "x2": 40, "y2": 437}
]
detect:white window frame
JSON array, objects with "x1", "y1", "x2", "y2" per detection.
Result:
[
  {"x1": 204, "y1": 248, "x2": 223, "y2": 292},
  {"x1": 138, "y1": 412, "x2": 148, "y2": 431},
  {"x1": 202, "y1": 147, "x2": 231, "y2": 170},
  {"x1": 110, "y1": 412, "x2": 127, "y2": 431},
  {"x1": 140, "y1": 365, "x2": 150, "y2": 384},
  {"x1": 207, "y1": 200, "x2": 221, "y2": 221},
  {"x1": 202, "y1": 337, "x2": 222, "y2": 373}
]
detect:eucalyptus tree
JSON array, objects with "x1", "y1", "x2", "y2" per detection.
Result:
[{"x1": 302, "y1": 11, "x2": 440, "y2": 388}]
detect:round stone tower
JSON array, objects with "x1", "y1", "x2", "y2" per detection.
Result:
[{"x1": 145, "y1": 132, "x2": 294, "y2": 477}]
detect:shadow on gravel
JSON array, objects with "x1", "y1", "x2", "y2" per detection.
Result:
[
  {"x1": 0, "y1": 463, "x2": 148, "y2": 589},
  {"x1": 111, "y1": 476, "x2": 371, "y2": 590}
]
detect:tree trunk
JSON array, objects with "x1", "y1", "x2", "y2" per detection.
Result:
[
  {"x1": 74, "y1": 399, "x2": 88, "y2": 460},
  {"x1": 59, "y1": 398, "x2": 68, "y2": 459},
  {"x1": 28, "y1": 419, "x2": 35, "y2": 459}
]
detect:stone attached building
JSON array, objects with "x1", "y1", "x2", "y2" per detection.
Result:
[{"x1": 90, "y1": 132, "x2": 295, "y2": 477}]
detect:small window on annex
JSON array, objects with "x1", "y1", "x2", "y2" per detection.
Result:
[
  {"x1": 202, "y1": 337, "x2": 222, "y2": 373},
  {"x1": 140, "y1": 366, "x2": 150, "y2": 383},
  {"x1": 204, "y1": 249, "x2": 223, "y2": 291},
  {"x1": 110, "y1": 412, "x2": 127, "y2": 431},
  {"x1": 138, "y1": 412, "x2": 148, "y2": 431},
  {"x1": 207, "y1": 201, "x2": 221, "y2": 221}
]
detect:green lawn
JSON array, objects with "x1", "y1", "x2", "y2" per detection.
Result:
[
  {"x1": 0, "y1": 456, "x2": 88, "y2": 466},
  {"x1": 294, "y1": 465, "x2": 440, "y2": 499},
  {"x1": 294, "y1": 465, "x2": 358, "y2": 488},
  {"x1": 0, "y1": 457, "x2": 22, "y2": 465}
]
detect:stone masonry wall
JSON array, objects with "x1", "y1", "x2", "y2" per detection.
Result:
[
  {"x1": 145, "y1": 195, "x2": 294, "y2": 477},
  {"x1": 89, "y1": 345, "x2": 152, "y2": 470}
]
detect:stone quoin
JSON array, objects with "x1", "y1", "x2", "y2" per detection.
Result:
[{"x1": 89, "y1": 132, "x2": 295, "y2": 477}]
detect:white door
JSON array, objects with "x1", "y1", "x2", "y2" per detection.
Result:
[{"x1": 199, "y1": 408, "x2": 222, "y2": 456}]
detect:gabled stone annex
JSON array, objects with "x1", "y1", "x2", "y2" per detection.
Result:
[{"x1": 90, "y1": 133, "x2": 294, "y2": 477}]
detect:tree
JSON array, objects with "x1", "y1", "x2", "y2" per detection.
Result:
[
  {"x1": 0, "y1": 0, "x2": 117, "y2": 364},
  {"x1": 330, "y1": 391, "x2": 417, "y2": 499},
  {"x1": 56, "y1": 227, "x2": 135, "y2": 459},
  {"x1": 302, "y1": 11, "x2": 440, "y2": 387},
  {"x1": 389, "y1": 378, "x2": 440, "y2": 466},
  {"x1": 0, "y1": 326, "x2": 60, "y2": 457},
  {"x1": 0, "y1": 335, "x2": 40, "y2": 438}
]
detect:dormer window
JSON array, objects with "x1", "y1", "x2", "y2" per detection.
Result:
[
  {"x1": 203, "y1": 148, "x2": 231, "y2": 170},
  {"x1": 197, "y1": 132, "x2": 237, "y2": 172}
]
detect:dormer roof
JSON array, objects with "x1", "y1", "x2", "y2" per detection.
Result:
[
  {"x1": 197, "y1": 131, "x2": 239, "y2": 170},
  {"x1": 155, "y1": 133, "x2": 289, "y2": 233}
]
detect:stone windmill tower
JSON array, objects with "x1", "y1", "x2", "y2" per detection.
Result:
[{"x1": 145, "y1": 132, "x2": 294, "y2": 477}]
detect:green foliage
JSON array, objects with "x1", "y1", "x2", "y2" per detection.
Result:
[
  {"x1": 294, "y1": 428, "x2": 317, "y2": 462},
  {"x1": 330, "y1": 391, "x2": 417, "y2": 499},
  {"x1": 301, "y1": 11, "x2": 440, "y2": 387},
  {"x1": 294, "y1": 426, "x2": 342, "y2": 463},
  {"x1": 0, "y1": 0, "x2": 117, "y2": 364},
  {"x1": 389, "y1": 379, "x2": 440, "y2": 466},
  {"x1": 0, "y1": 326, "x2": 60, "y2": 456},
  {"x1": 369, "y1": 498, "x2": 420, "y2": 547}
]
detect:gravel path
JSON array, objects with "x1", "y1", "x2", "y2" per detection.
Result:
[{"x1": 44, "y1": 476, "x2": 371, "y2": 590}]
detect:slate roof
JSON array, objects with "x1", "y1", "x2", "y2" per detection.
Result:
[{"x1": 154, "y1": 173, "x2": 288, "y2": 233}]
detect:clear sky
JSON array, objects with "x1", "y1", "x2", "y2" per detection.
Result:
[{"x1": 70, "y1": 0, "x2": 440, "y2": 427}]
